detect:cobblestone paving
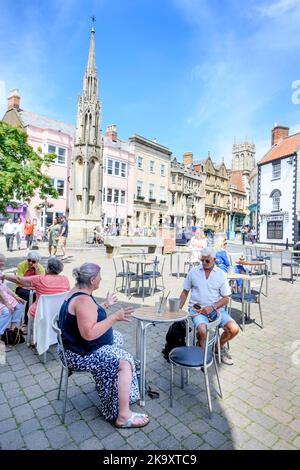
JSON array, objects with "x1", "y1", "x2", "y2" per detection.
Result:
[{"x1": 0, "y1": 241, "x2": 299, "y2": 450}]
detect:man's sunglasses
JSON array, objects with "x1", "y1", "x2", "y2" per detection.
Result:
[
  {"x1": 201, "y1": 258, "x2": 212, "y2": 264},
  {"x1": 27, "y1": 259, "x2": 37, "y2": 263}
]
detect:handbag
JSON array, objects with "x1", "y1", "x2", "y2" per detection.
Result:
[{"x1": 1, "y1": 328, "x2": 25, "y2": 346}]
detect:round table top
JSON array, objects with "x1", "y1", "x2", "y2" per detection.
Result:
[
  {"x1": 131, "y1": 306, "x2": 188, "y2": 323},
  {"x1": 125, "y1": 257, "x2": 156, "y2": 265},
  {"x1": 236, "y1": 259, "x2": 266, "y2": 266},
  {"x1": 227, "y1": 272, "x2": 254, "y2": 281}
]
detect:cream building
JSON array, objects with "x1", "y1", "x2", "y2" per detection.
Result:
[
  {"x1": 129, "y1": 134, "x2": 172, "y2": 232},
  {"x1": 169, "y1": 152, "x2": 206, "y2": 229},
  {"x1": 194, "y1": 156, "x2": 230, "y2": 232}
]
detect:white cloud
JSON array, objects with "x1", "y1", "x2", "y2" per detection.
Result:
[{"x1": 256, "y1": 0, "x2": 300, "y2": 17}]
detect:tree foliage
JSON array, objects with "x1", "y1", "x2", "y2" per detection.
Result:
[{"x1": 0, "y1": 121, "x2": 58, "y2": 214}]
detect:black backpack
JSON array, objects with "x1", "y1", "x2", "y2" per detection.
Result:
[{"x1": 161, "y1": 321, "x2": 187, "y2": 362}]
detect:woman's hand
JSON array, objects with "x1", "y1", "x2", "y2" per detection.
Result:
[
  {"x1": 6, "y1": 302, "x2": 15, "y2": 313},
  {"x1": 105, "y1": 291, "x2": 118, "y2": 307},
  {"x1": 112, "y1": 306, "x2": 134, "y2": 323},
  {"x1": 16, "y1": 297, "x2": 26, "y2": 304}
]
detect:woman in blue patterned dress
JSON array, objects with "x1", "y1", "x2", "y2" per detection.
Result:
[{"x1": 58, "y1": 262, "x2": 149, "y2": 428}]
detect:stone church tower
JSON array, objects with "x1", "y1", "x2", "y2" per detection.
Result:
[
  {"x1": 68, "y1": 27, "x2": 103, "y2": 240},
  {"x1": 231, "y1": 141, "x2": 255, "y2": 172}
]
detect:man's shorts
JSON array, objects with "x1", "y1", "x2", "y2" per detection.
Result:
[
  {"x1": 58, "y1": 236, "x2": 67, "y2": 247},
  {"x1": 189, "y1": 307, "x2": 235, "y2": 329}
]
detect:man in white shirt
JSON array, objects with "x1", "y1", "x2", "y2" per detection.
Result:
[
  {"x1": 179, "y1": 247, "x2": 239, "y2": 365},
  {"x1": 2, "y1": 218, "x2": 16, "y2": 252}
]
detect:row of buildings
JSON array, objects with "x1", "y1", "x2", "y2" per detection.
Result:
[
  {"x1": 2, "y1": 86, "x2": 255, "y2": 238},
  {"x1": 2, "y1": 27, "x2": 299, "y2": 245}
]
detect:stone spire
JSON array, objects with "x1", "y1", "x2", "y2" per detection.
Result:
[
  {"x1": 68, "y1": 26, "x2": 103, "y2": 241},
  {"x1": 87, "y1": 27, "x2": 96, "y2": 72}
]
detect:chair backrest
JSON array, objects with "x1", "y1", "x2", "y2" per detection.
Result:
[
  {"x1": 112, "y1": 255, "x2": 126, "y2": 275},
  {"x1": 203, "y1": 311, "x2": 221, "y2": 367},
  {"x1": 52, "y1": 314, "x2": 68, "y2": 369},
  {"x1": 34, "y1": 291, "x2": 69, "y2": 355},
  {"x1": 241, "y1": 274, "x2": 264, "y2": 299}
]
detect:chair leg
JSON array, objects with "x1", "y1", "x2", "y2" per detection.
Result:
[
  {"x1": 213, "y1": 355, "x2": 223, "y2": 398},
  {"x1": 181, "y1": 369, "x2": 185, "y2": 389},
  {"x1": 62, "y1": 370, "x2": 69, "y2": 424},
  {"x1": 170, "y1": 363, "x2": 174, "y2": 408},
  {"x1": 58, "y1": 366, "x2": 64, "y2": 400},
  {"x1": 258, "y1": 301, "x2": 263, "y2": 328},
  {"x1": 203, "y1": 368, "x2": 212, "y2": 419},
  {"x1": 43, "y1": 352, "x2": 47, "y2": 364},
  {"x1": 242, "y1": 302, "x2": 245, "y2": 332}
]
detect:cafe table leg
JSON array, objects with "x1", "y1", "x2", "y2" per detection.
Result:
[
  {"x1": 185, "y1": 318, "x2": 190, "y2": 384},
  {"x1": 177, "y1": 253, "x2": 180, "y2": 278},
  {"x1": 170, "y1": 252, "x2": 173, "y2": 276}
]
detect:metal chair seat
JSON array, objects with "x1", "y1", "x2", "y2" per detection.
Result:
[
  {"x1": 117, "y1": 271, "x2": 135, "y2": 277},
  {"x1": 169, "y1": 346, "x2": 213, "y2": 368},
  {"x1": 231, "y1": 292, "x2": 258, "y2": 303},
  {"x1": 143, "y1": 270, "x2": 161, "y2": 277}
]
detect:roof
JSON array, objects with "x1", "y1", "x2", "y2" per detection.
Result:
[
  {"x1": 230, "y1": 171, "x2": 245, "y2": 193},
  {"x1": 259, "y1": 132, "x2": 300, "y2": 165},
  {"x1": 18, "y1": 109, "x2": 75, "y2": 136}
]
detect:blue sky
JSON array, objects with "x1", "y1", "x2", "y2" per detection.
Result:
[{"x1": 1, "y1": 0, "x2": 300, "y2": 165}]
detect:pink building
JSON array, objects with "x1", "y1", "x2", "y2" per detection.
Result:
[
  {"x1": 2, "y1": 89, "x2": 74, "y2": 233},
  {"x1": 102, "y1": 125, "x2": 135, "y2": 233}
]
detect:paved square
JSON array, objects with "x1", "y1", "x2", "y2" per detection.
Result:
[{"x1": 0, "y1": 241, "x2": 299, "y2": 450}]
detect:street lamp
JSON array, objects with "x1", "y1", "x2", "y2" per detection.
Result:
[{"x1": 227, "y1": 197, "x2": 231, "y2": 240}]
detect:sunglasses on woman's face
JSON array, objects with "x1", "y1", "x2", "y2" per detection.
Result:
[{"x1": 28, "y1": 259, "x2": 37, "y2": 263}]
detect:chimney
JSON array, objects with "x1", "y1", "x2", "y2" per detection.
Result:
[
  {"x1": 7, "y1": 88, "x2": 21, "y2": 111},
  {"x1": 271, "y1": 124, "x2": 289, "y2": 146},
  {"x1": 183, "y1": 151, "x2": 193, "y2": 166},
  {"x1": 106, "y1": 124, "x2": 118, "y2": 142}
]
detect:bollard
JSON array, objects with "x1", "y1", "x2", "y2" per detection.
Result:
[{"x1": 286, "y1": 238, "x2": 289, "y2": 250}]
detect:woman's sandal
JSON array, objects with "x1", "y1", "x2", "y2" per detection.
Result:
[{"x1": 115, "y1": 412, "x2": 150, "y2": 429}]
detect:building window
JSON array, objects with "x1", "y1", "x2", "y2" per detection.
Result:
[
  {"x1": 103, "y1": 187, "x2": 106, "y2": 202},
  {"x1": 120, "y1": 190, "x2": 125, "y2": 204},
  {"x1": 160, "y1": 186, "x2": 165, "y2": 201},
  {"x1": 51, "y1": 178, "x2": 65, "y2": 197},
  {"x1": 172, "y1": 193, "x2": 175, "y2": 206},
  {"x1": 143, "y1": 212, "x2": 147, "y2": 225},
  {"x1": 172, "y1": 174, "x2": 176, "y2": 184},
  {"x1": 272, "y1": 161, "x2": 281, "y2": 179},
  {"x1": 137, "y1": 156, "x2": 143, "y2": 169},
  {"x1": 114, "y1": 189, "x2": 119, "y2": 203},
  {"x1": 137, "y1": 181, "x2": 143, "y2": 198},
  {"x1": 121, "y1": 162, "x2": 126, "y2": 178},
  {"x1": 267, "y1": 221, "x2": 283, "y2": 239},
  {"x1": 271, "y1": 190, "x2": 281, "y2": 212},
  {"x1": 233, "y1": 196, "x2": 237, "y2": 208},
  {"x1": 114, "y1": 161, "x2": 120, "y2": 176},
  {"x1": 48, "y1": 145, "x2": 66, "y2": 165},
  {"x1": 178, "y1": 176, "x2": 182, "y2": 184},
  {"x1": 213, "y1": 193, "x2": 217, "y2": 205},
  {"x1": 160, "y1": 164, "x2": 165, "y2": 176},
  {"x1": 107, "y1": 159, "x2": 113, "y2": 175},
  {"x1": 107, "y1": 188, "x2": 112, "y2": 203},
  {"x1": 150, "y1": 160, "x2": 155, "y2": 173},
  {"x1": 149, "y1": 184, "x2": 155, "y2": 200},
  {"x1": 58, "y1": 148, "x2": 66, "y2": 165}
]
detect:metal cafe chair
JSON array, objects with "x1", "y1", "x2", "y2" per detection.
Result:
[
  {"x1": 280, "y1": 251, "x2": 300, "y2": 283},
  {"x1": 169, "y1": 312, "x2": 222, "y2": 418},
  {"x1": 52, "y1": 315, "x2": 90, "y2": 424},
  {"x1": 112, "y1": 255, "x2": 134, "y2": 293},
  {"x1": 229, "y1": 274, "x2": 264, "y2": 331}
]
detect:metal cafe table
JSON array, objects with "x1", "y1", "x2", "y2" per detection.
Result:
[
  {"x1": 131, "y1": 306, "x2": 189, "y2": 406},
  {"x1": 125, "y1": 256, "x2": 157, "y2": 302},
  {"x1": 235, "y1": 259, "x2": 268, "y2": 296}
]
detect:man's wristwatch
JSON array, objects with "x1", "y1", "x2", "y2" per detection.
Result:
[{"x1": 211, "y1": 303, "x2": 218, "y2": 311}]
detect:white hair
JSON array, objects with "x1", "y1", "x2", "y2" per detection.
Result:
[
  {"x1": 201, "y1": 247, "x2": 216, "y2": 258},
  {"x1": 27, "y1": 250, "x2": 41, "y2": 262}
]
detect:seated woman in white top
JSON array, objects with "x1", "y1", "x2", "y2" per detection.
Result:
[{"x1": 188, "y1": 229, "x2": 207, "y2": 262}]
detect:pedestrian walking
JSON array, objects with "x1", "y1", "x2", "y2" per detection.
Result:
[
  {"x1": 47, "y1": 217, "x2": 61, "y2": 256},
  {"x1": 24, "y1": 218, "x2": 35, "y2": 251},
  {"x1": 241, "y1": 227, "x2": 246, "y2": 245},
  {"x1": 250, "y1": 228, "x2": 256, "y2": 244},
  {"x1": 2, "y1": 218, "x2": 16, "y2": 252},
  {"x1": 15, "y1": 218, "x2": 24, "y2": 250},
  {"x1": 57, "y1": 215, "x2": 69, "y2": 259}
]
